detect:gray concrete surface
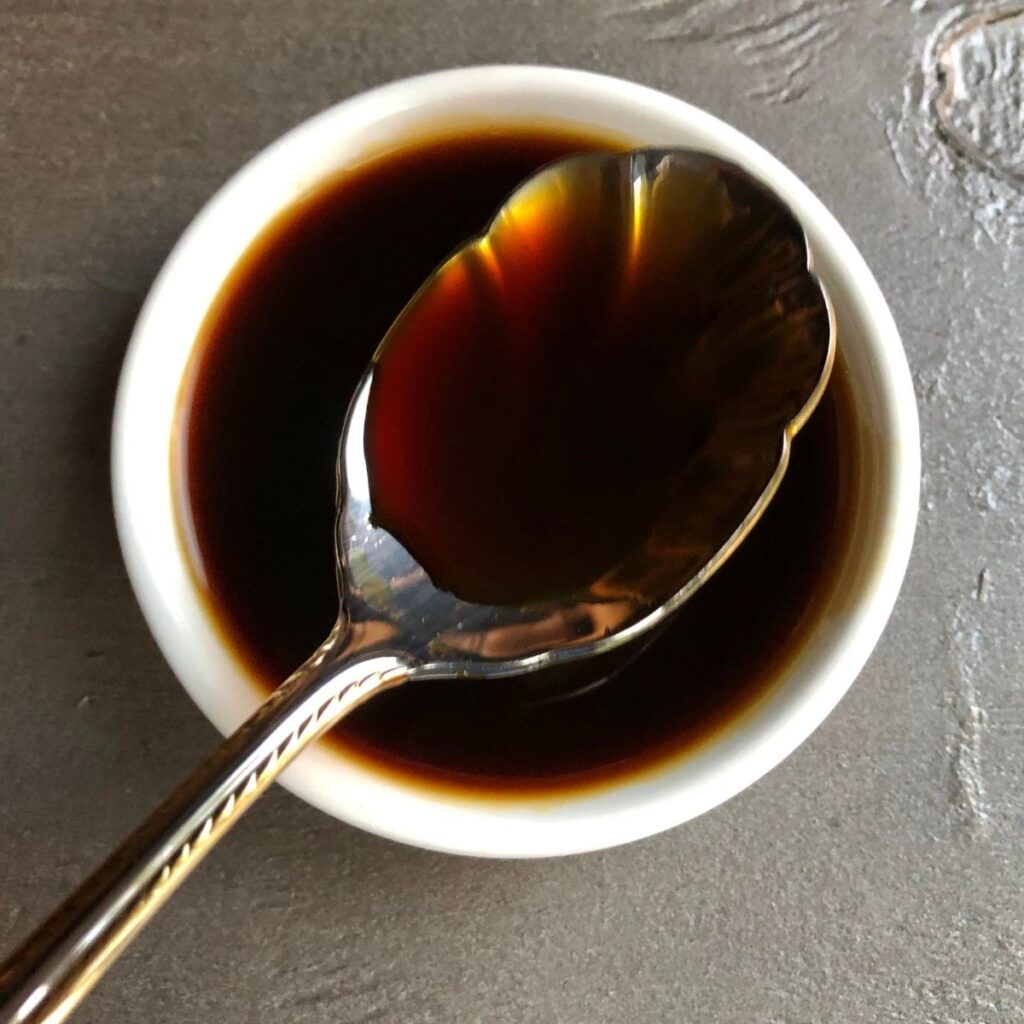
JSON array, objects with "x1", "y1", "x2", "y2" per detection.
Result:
[{"x1": 2, "y1": 1, "x2": 1023, "y2": 1021}]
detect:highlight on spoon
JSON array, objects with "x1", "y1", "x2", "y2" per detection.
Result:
[{"x1": 360, "y1": 148, "x2": 834, "y2": 615}]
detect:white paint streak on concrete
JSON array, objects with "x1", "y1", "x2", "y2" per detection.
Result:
[
  {"x1": 947, "y1": 593, "x2": 990, "y2": 837},
  {"x1": 877, "y1": 4, "x2": 1024, "y2": 250},
  {"x1": 934, "y1": 4, "x2": 1024, "y2": 184}
]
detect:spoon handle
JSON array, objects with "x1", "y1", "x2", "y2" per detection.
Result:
[{"x1": 0, "y1": 628, "x2": 409, "y2": 1024}]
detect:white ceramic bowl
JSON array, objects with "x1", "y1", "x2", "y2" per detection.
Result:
[{"x1": 112, "y1": 66, "x2": 919, "y2": 858}]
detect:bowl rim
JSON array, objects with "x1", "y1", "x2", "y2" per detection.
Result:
[{"x1": 112, "y1": 64, "x2": 920, "y2": 858}]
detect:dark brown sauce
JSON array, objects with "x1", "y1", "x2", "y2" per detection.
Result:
[
  {"x1": 365, "y1": 148, "x2": 831, "y2": 607},
  {"x1": 179, "y1": 124, "x2": 855, "y2": 796}
]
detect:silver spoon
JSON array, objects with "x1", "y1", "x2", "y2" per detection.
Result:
[{"x1": 0, "y1": 148, "x2": 833, "y2": 1024}]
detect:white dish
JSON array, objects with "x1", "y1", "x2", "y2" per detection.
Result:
[{"x1": 112, "y1": 66, "x2": 919, "y2": 858}]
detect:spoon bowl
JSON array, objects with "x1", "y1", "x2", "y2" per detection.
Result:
[{"x1": 337, "y1": 147, "x2": 833, "y2": 678}]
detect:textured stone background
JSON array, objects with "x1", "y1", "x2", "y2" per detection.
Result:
[{"x1": 2, "y1": 1, "x2": 1023, "y2": 1021}]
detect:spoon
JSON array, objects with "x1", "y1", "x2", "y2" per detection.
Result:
[{"x1": 0, "y1": 147, "x2": 833, "y2": 1024}]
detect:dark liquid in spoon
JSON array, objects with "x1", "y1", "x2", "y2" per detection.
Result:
[
  {"x1": 180, "y1": 125, "x2": 855, "y2": 794},
  {"x1": 365, "y1": 147, "x2": 831, "y2": 607}
]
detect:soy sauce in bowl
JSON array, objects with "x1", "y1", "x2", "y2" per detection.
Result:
[{"x1": 177, "y1": 124, "x2": 856, "y2": 796}]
